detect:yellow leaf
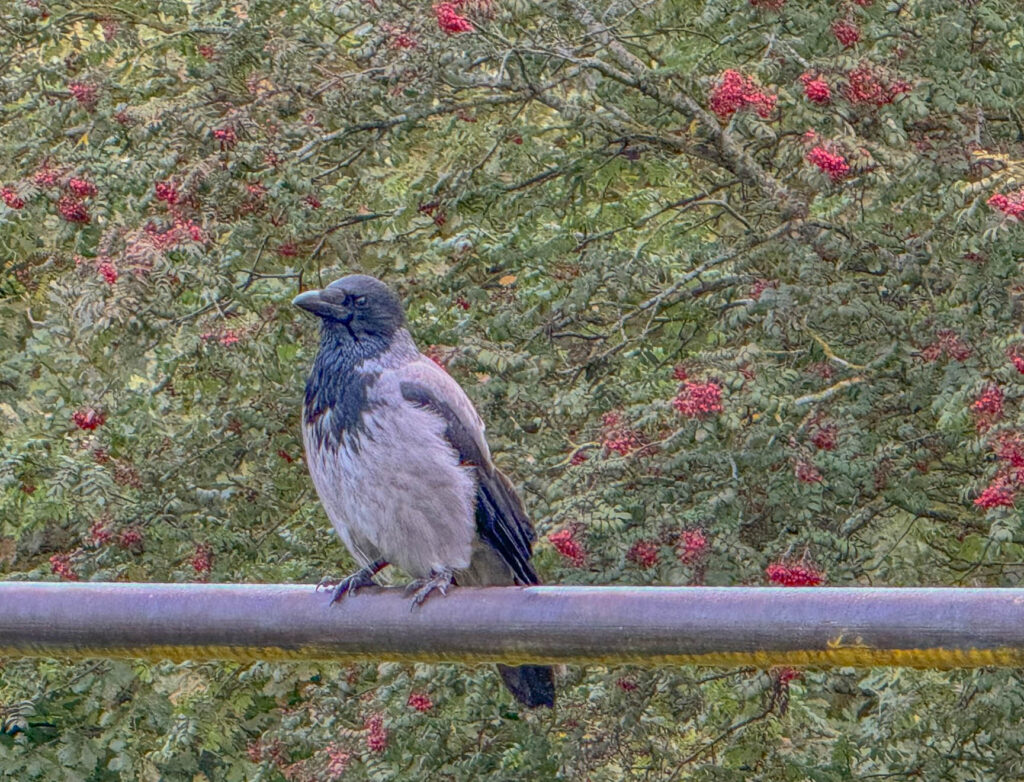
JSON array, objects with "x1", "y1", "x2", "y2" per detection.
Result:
[{"x1": 499, "y1": 274, "x2": 517, "y2": 286}]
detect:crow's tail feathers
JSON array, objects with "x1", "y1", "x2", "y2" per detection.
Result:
[{"x1": 497, "y1": 663, "x2": 555, "y2": 708}]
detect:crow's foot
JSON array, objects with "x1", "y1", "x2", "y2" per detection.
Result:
[
  {"x1": 405, "y1": 567, "x2": 455, "y2": 609},
  {"x1": 318, "y1": 559, "x2": 388, "y2": 605}
]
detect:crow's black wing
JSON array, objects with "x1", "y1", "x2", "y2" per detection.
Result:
[{"x1": 399, "y1": 364, "x2": 538, "y2": 585}]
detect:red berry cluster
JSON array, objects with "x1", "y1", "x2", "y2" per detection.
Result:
[
  {"x1": 548, "y1": 528, "x2": 585, "y2": 566},
  {"x1": 68, "y1": 177, "x2": 97, "y2": 197},
  {"x1": 213, "y1": 126, "x2": 237, "y2": 149},
  {"x1": 972, "y1": 384, "x2": 1004, "y2": 431},
  {"x1": 191, "y1": 544, "x2": 213, "y2": 576},
  {"x1": 34, "y1": 165, "x2": 61, "y2": 188},
  {"x1": 118, "y1": 527, "x2": 144, "y2": 551},
  {"x1": 810, "y1": 424, "x2": 838, "y2": 451},
  {"x1": 617, "y1": 677, "x2": 639, "y2": 691},
  {"x1": 1, "y1": 186, "x2": 25, "y2": 209},
  {"x1": 569, "y1": 449, "x2": 588, "y2": 466},
  {"x1": 749, "y1": 278, "x2": 779, "y2": 300},
  {"x1": 50, "y1": 552, "x2": 80, "y2": 581},
  {"x1": 434, "y1": 2, "x2": 474, "y2": 33},
  {"x1": 673, "y1": 381, "x2": 724, "y2": 418},
  {"x1": 154, "y1": 180, "x2": 180, "y2": 205},
  {"x1": 806, "y1": 146, "x2": 850, "y2": 181},
  {"x1": 324, "y1": 745, "x2": 350, "y2": 776},
  {"x1": 799, "y1": 73, "x2": 831, "y2": 104},
  {"x1": 58, "y1": 194, "x2": 90, "y2": 224},
  {"x1": 304, "y1": 194, "x2": 321, "y2": 209},
  {"x1": 68, "y1": 80, "x2": 98, "y2": 110},
  {"x1": 988, "y1": 188, "x2": 1024, "y2": 220},
  {"x1": 72, "y1": 407, "x2": 105, "y2": 430},
  {"x1": 97, "y1": 260, "x2": 118, "y2": 285},
  {"x1": 600, "y1": 410, "x2": 645, "y2": 456},
  {"x1": 921, "y1": 329, "x2": 972, "y2": 362},
  {"x1": 89, "y1": 519, "x2": 113, "y2": 546},
  {"x1": 843, "y1": 65, "x2": 911, "y2": 106},
  {"x1": 1008, "y1": 346, "x2": 1024, "y2": 374},
  {"x1": 975, "y1": 478, "x2": 1015, "y2": 509},
  {"x1": 794, "y1": 459, "x2": 823, "y2": 484},
  {"x1": 677, "y1": 529, "x2": 708, "y2": 564},
  {"x1": 774, "y1": 667, "x2": 802, "y2": 686},
  {"x1": 407, "y1": 692, "x2": 433, "y2": 712},
  {"x1": 765, "y1": 560, "x2": 825, "y2": 586},
  {"x1": 974, "y1": 432, "x2": 1024, "y2": 509},
  {"x1": 831, "y1": 19, "x2": 861, "y2": 47},
  {"x1": 709, "y1": 70, "x2": 776, "y2": 119},
  {"x1": 381, "y1": 22, "x2": 419, "y2": 49},
  {"x1": 198, "y1": 44, "x2": 216, "y2": 60},
  {"x1": 364, "y1": 715, "x2": 388, "y2": 753},
  {"x1": 626, "y1": 540, "x2": 659, "y2": 569}
]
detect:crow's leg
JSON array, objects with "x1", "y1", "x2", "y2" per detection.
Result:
[
  {"x1": 317, "y1": 559, "x2": 388, "y2": 604},
  {"x1": 405, "y1": 567, "x2": 455, "y2": 609}
]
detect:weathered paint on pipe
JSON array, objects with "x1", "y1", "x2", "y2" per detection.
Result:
[{"x1": 2, "y1": 583, "x2": 1024, "y2": 668}]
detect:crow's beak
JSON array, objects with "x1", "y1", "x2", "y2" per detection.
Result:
[
  {"x1": 292, "y1": 289, "x2": 321, "y2": 309},
  {"x1": 293, "y1": 289, "x2": 325, "y2": 314}
]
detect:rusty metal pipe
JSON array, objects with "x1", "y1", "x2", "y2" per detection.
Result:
[{"x1": 2, "y1": 583, "x2": 1023, "y2": 668}]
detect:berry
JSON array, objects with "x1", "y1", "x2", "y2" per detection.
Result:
[
  {"x1": 806, "y1": 146, "x2": 850, "y2": 181},
  {"x1": 191, "y1": 544, "x2": 213, "y2": 575},
  {"x1": 97, "y1": 261, "x2": 118, "y2": 285},
  {"x1": 811, "y1": 424, "x2": 838, "y2": 451},
  {"x1": 795, "y1": 460, "x2": 823, "y2": 484},
  {"x1": 57, "y1": 195, "x2": 90, "y2": 224},
  {"x1": 50, "y1": 552, "x2": 80, "y2": 581},
  {"x1": 975, "y1": 479, "x2": 1014, "y2": 509},
  {"x1": 988, "y1": 189, "x2": 1024, "y2": 220},
  {"x1": 154, "y1": 181, "x2": 179, "y2": 205},
  {"x1": 766, "y1": 561, "x2": 824, "y2": 586},
  {"x1": 673, "y1": 381, "x2": 724, "y2": 418},
  {"x1": 709, "y1": 70, "x2": 776, "y2": 119},
  {"x1": 749, "y1": 278, "x2": 778, "y2": 300},
  {"x1": 569, "y1": 450, "x2": 588, "y2": 466},
  {"x1": 68, "y1": 81, "x2": 98, "y2": 110},
  {"x1": 213, "y1": 126, "x2": 237, "y2": 149},
  {"x1": 799, "y1": 73, "x2": 831, "y2": 104},
  {"x1": 67, "y1": 177, "x2": 97, "y2": 197},
  {"x1": 677, "y1": 529, "x2": 708, "y2": 564},
  {"x1": 407, "y1": 692, "x2": 433, "y2": 712},
  {"x1": 548, "y1": 528, "x2": 585, "y2": 566},
  {"x1": 831, "y1": 19, "x2": 861, "y2": 47},
  {"x1": 89, "y1": 520, "x2": 113, "y2": 546},
  {"x1": 364, "y1": 715, "x2": 388, "y2": 753},
  {"x1": 434, "y1": 3, "x2": 474, "y2": 33},
  {"x1": 626, "y1": 540, "x2": 659, "y2": 569},
  {"x1": 1, "y1": 186, "x2": 25, "y2": 209},
  {"x1": 72, "y1": 407, "x2": 105, "y2": 430},
  {"x1": 972, "y1": 385, "x2": 1004, "y2": 431}
]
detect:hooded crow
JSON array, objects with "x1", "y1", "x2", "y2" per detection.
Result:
[{"x1": 294, "y1": 274, "x2": 555, "y2": 708}]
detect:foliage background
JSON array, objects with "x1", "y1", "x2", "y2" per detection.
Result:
[{"x1": 3, "y1": 0, "x2": 1024, "y2": 778}]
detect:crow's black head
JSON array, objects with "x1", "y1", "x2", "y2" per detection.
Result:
[{"x1": 293, "y1": 274, "x2": 406, "y2": 348}]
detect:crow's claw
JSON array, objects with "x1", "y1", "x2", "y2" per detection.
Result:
[
  {"x1": 315, "y1": 575, "x2": 341, "y2": 592},
  {"x1": 405, "y1": 567, "x2": 455, "y2": 609},
  {"x1": 319, "y1": 559, "x2": 388, "y2": 605}
]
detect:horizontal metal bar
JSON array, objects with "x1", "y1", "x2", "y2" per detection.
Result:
[{"x1": 2, "y1": 583, "x2": 1024, "y2": 668}]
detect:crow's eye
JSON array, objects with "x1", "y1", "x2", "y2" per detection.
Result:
[{"x1": 353, "y1": 295, "x2": 368, "y2": 308}]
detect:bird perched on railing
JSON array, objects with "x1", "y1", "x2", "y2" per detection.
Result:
[{"x1": 293, "y1": 274, "x2": 555, "y2": 708}]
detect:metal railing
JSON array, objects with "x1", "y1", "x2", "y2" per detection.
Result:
[{"x1": 2, "y1": 583, "x2": 1023, "y2": 667}]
